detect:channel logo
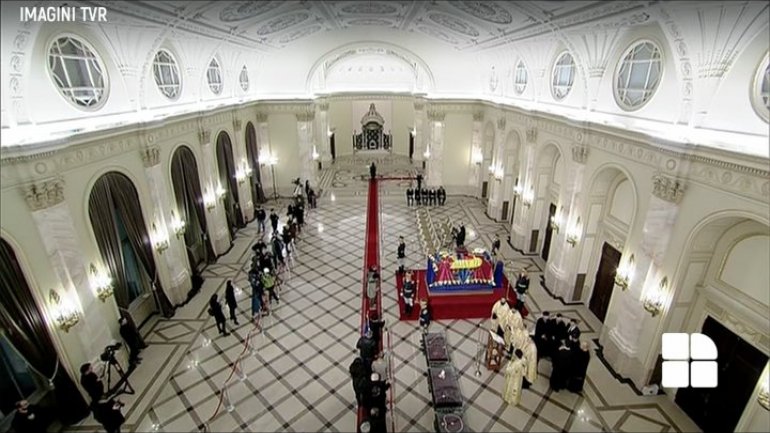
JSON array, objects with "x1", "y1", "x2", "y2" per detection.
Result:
[{"x1": 661, "y1": 333, "x2": 718, "y2": 388}]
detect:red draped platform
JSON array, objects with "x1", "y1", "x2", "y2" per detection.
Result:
[{"x1": 395, "y1": 270, "x2": 526, "y2": 321}]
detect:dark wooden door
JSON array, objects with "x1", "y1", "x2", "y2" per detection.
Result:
[
  {"x1": 409, "y1": 134, "x2": 414, "y2": 160},
  {"x1": 675, "y1": 317, "x2": 767, "y2": 433},
  {"x1": 501, "y1": 201, "x2": 509, "y2": 221},
  {"x1": 330, "y1": 133, "x2": 336, "y2": 161},
  {"x1": 541, "y1": 203, "x2": 557, "y2": 261},
  {"x1": 589, "y1": 242, "x2": 621, "y2": 322},
  {"x1": 481, "y1": 181, "x2": 488, "y2": 199}
]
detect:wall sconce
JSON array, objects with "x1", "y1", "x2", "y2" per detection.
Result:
[
  {"x1": 204, "y1": 189, "x2": 216, "y2": 211},
  {"x1": 493, "y1": 166, "x2": 504, "y2": 181},
  {"x1": 216, "y1": 184, "x2": 227, "y2": 200},
  {"x1": 550, "y1": 206, "x2": 563, "y2": 233},
  {"x1": 267, "y1": 153, "x2": 278, "y2": 166},
  {"x1": 151, "y1": 223, "x2": 169, "y2": 254},
  {"x1": 170, "y1": 210, "x2": 186, "y2": 239},
  {"x1": 236, "y1": 169, "x2": 247, "y2": 184},
  {"x1": 566, "y1": 217, "x2": 581, "y2": 247},
  {"x1": 471, "y1": 148, "x2": 483, "y2": 165},
  {"x1": 409, "y1": 128, "x2": 415, "y2": 137},
  {"x1": 49, "y1": 289, "x2": 80, "y2": 332},
  {"x1": 328, "y1": 128, "x2": 335, "y2": 138},
  {"x1": 89, "y1": 263, "x2": 114, "y2": 302},
  {"x1": 522, "y1": 187, "x2": 534, "y2": 208},
  {"x1": 513, "y1": 183, "x2": 523, "y2": 198},
  {"x1": 615, "y1": 254, "x2": 635, "y2": 290},
  {"x1": 488, "y1": 164, "x2": 495, "y2": 174},
  {"x1": 424, "y1": 148, "x2": 431, "y2": 158},
  {"x1": 642, "y1": 277, "x2": 667, "y2": 317},
  {"x1": 312, "y1": 146, "x2": 320, "y2": 160}
]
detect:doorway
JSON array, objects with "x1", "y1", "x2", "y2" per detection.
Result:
[
  {"x1": 330, "y1": 133, "x2": 336, "y2": 161},
  {"x1": 541, "y1": 203, "x2": 557, "y2": 261},
  {"x1": 675, "y1": 317, "x2": 768, "y2": 433},
  {"x1": 588, "y1": 242, "x2": 621, "y2": 322},
  {"x1": 409, "y1": 134, "x2": 414, "y2": 161}
]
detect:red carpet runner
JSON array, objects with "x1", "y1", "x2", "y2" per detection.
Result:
[{"x1": 395, "y1": 271, "x2": 524, "y2": 320}]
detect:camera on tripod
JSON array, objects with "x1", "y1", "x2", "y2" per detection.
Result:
[{"x1": 100, "y1": 343, "x2": 122, "y2": 364}]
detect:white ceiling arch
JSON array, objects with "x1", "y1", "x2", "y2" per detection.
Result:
[{"x1": 306, "y1": 41, "x2": 436, "y2": 95}]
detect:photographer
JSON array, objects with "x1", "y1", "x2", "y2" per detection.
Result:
[
  {"x1": 80, "y1": 362, "x2": 104, "y2": 403},
  {"x1": 119, "y1": 315, "x2": 146, "y2": 367},
  {"x1": 92, "y1": 398, "x2": 126, "y2": 433}
]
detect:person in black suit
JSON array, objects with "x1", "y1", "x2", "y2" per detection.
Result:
[
  {"x1": 550, "y1": 340, "x2": 572, "y2": 392},
  {"x1": 119, "y1": 315, "x2": 146, "y2": 367},
  {"x1": 429, "y1": 188, "x2": 436, "y2": 206},
  {"x1": 397, "y1": 236, "x2": 406, "y2": 274},
  {"x1": 12, "y1": 400, "x2": 50, "y2": 433},
  {"x1": 208, "y1": 294, "x2": 229, "y2": 336},
  {"x1": 224, "y1": 280, "x2": 239, "y2": 326},
  {"x1": 567, "y1": 319, "x2": 581, "y2": 341},
  {"x1": 92, "y1": 398, "x2": 125, "y2": 433},
  {"x1": 554, "y1": 313, "x2": 568, "y2": 343},
  {"x1": 534, "y1": 311, "x2": 551, "y2": 359},
  {"x1": 416, "y1": 174, "x2": 423, "y2": 191},
  {"x1": 406, "y1": 188, "x2": 413, "y2": 206},
  {"x1": 568, "y1": 341, "x2": 591, "y2": 394},
  {"x1": 368, "y1": 311, "x2": 386, "y2": 351},
  {"x1": 421, "y1": 188, "x2": 429, "y2": 206},
  {"x1": 80, "y1": 362, "x2": 104, "y2": 403},
  {"x1": 357, "y1": 330, "x2": 377, "y2": 370},
  {"x1": 349, "y1": 357, "x2": 368, "y2": 405},
  {"x1": 437, "y1": 186, "x2": 446, "y2": 205},
  {"x1": 370, "y1": 162, "x2": 377, "y2": 179}
]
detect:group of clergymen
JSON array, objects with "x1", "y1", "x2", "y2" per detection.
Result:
[
  {"x1": 534, "y1": 311, "x2": 591, "y2": 393},
  {"x1": 491, "y1": 297, "x2": 538, "y2": 407}
]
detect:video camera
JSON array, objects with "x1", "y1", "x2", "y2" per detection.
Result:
[{"x1": 100, "y1": 343, "x2": 122, "y2": 363}]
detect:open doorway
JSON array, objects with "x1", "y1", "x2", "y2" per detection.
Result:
[{"x1": 589, "y1": 242, "x2": 621, "y2": 322}]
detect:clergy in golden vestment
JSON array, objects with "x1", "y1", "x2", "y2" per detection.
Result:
[
  {"x1": 490, "y1": 298, "x2": 512, "y2": 335},
  {"x1": 522, "y1": 337, "x2": 538, "y2": 384},
  {"x1": 507, "y1": 307, "x2": 523, "y2": 330},
  {"x1": 502, "y1": 349, "x2": 526, "y2": 406},
  {"x1": 510, "y1": 327, "x2": 530, "y2": 353}
]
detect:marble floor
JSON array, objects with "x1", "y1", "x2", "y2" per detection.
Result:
[{"x1": 69, "y1": 154, "x2": 701, "y2": 432}]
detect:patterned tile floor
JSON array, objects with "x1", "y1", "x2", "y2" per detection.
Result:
[{"x1": 70, "y1": 154, "x2": 701, "y2": 432}]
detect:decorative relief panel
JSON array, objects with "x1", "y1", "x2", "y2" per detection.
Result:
[
  {"x1": 526, "y1": 127, "x2": 537, "y2": 143},
  {"x1": 198, "y1": 130, "x2": 211, "y2": 145},
  {"x1": 571, "y1": 143, "x2": 589, "y2": 164},
  {"x1": 24, "y1": 178, "x2": 65, "y2": 211},
  {"x1": 295, "y1": 110, "x2": 315, "y2": 122},
  {"x1": 705, "y1": 299, "x2": 768, "y2": 354},
  {"x1": 141, "y1": 146, "x2": 161, "y2": 167},
  {"x1": 497, "y1": 117, "x2": 506, "y2": 130},
  {"x1": 652, "y1": 173, "x2": 685, "y2": 203},
  {"x1": 255, "y1": 112, "x2": 268, "y2": 123},
  {"x1": 233, "y1": 119, "x2": 242, "y2": 131},
  {"x1": 427, "y1": 110, "x2": 446, "y2": 122}
]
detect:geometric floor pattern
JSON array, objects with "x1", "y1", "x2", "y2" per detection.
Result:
[{"x1": 69, "y1": 154, "x2": 701, "y2": 432}]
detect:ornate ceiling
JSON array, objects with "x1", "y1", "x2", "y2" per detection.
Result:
[{"x1": 99, "y1": 1, "x2": 653, "y2": 51}]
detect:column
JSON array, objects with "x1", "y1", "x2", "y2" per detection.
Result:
[
  {"x1": 230, "y1": 118, "x2": 254, "y2": 221},
  {"x1": 413, "y1": 100, "x2": 426, "y2": 163},
  {"x1": 511, "y1": 126, "x2": 538, "y2": 250},
  {"x1": 601, "y1": 173, "x2": 685, "y2": 385},
  {"x1": 425, "y1": 109, "x2": 445, "y2": 186},
  {"x1": 486, "y1": 117, "x2": 507, "y2": 220},
  {"x1": 296, "y1": 109, "x2": 317, "y2": 187},
  {"x1": 469, "y1": 111, "x2": 484, "y2": 196},
  {"x1": 198, "y1": 129, "x2": 231, "y2": 254},
  {"x1": 140, "y1": 145, "x2": 190, "y2": 306},
  {"x1": 544, "y1": 143, "x2": 589, "y2": 298},
  {"x1": 316, "y1": 102, "x2": 331, "y2": 167},
  {"x1": 254, "y1": 113, "x2": 275, "y2": 199},
  {"x1": 24, "y1": 178, "x2": 119, "y2": 364}
]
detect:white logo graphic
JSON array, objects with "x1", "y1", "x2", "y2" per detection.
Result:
[{"x1": 661, "y1": 333, "x2": 718, "y2": 388}]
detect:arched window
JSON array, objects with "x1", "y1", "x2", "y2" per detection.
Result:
[
  {"x1": 239, "y1": 65, "x2": 249, "y2": 92},
  {"x1": 752, "y1": 52, "x2": 769, "y2": 122},
  {"x1": 152, "y1": 49, "x2": 181, "y2": 100},
  {"x1": 551, "y1": 52, "x2": 575, "y2": 101},
  {"x1": 47, "y1": 35, "x2": 108, "y2": 109},
  {"x1": 514, "y1": 60, "x2": 527, "y2": 95},
  {"x1": 614, "y1": 41, "x2": 663, "y2": 110},
  {"x1": 207, "y1": 57, "x2": 223, "y2": 95}
]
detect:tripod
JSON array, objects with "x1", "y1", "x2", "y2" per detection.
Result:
[{"x1": 104, "y1": 356, "x2": 135, "y2": 397}]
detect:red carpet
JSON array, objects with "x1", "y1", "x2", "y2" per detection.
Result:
[{"x1": 395, "y1": 270, "x2": 526, "y2": 320}]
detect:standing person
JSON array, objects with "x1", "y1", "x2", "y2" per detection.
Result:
[
  {"x1": 269, "y1": 209, "x2": 279, "y2": 233},
  {"x1": 521, "y1": 337, "x2": 538, "y2": 389},
  {"x1": 249, "y1": 267, "x2": 263, "y2": 321},
  {"x1": 502, "y1": 350, "x2": 526, "y2": 406},
  {"x1": 402, "y1": 272, "x2": 416, "y2": 315},
  {"x1": 296, "y1": 202, "x2": 305, "y2": 231},
  {"x1": 568, "y1": 341, "x2": 591, "y2": 394},
  {"x1": 255, "y1": 206, "x2": 267, "y2": 235},
  {"x1": 349, "y1": 357, "x2": 367, "y2": 405},
  {"x1": 421, "y1": 188, "x2": 429, "y2": 206},
  {"x1": 282, "y1": 225, "x2": 293, "y2": 258},
  {"x1": 414, "y1": 185, "x2": 422, "y2": 205},
  {"x1": 457, "y1": 223, "x2": 466, "y2": 247},
  {"x1": 208, "y1": 294, "x2": 229, "y2": 336},
  {"x1": 357, "y1": 330, "x2": 377, "y2": 369},
  {"x1": 406, "y1": 187, "x2": 413, "y2": 206},
  {"x1": 396, "y1": 236, "x2": 406, "y2": 274},
  {"x1": 550, "y1": 340, "x2": 572, "y2": 391},
  {"x1": 491, "y1": 234, "x2": 501, "y2": 257},
  {"x1": 554, "y1": 313, "x2": 568, "y2": 344},
  {"x1": 262, "y1": 268, "x2": 279, "y2": 305},
  {"x1": 368, "y1": 311, "x2": 385, "y2": 350},
  {"x1": 416, "y1": 173, "x2": 423, "y2": 192},
  {"x1": 438, "y1": 186, "x2": 446, "y2": 205},
  {"x1": 80, "y1": 363, "x2": 104, "y2": 403},
  {"x1": 515, "y1": 270, "x2": 530, "y2": 298},
  {"x1": 418, "y1": 300, "x2": 431, "y2": 333},
  {"x1": 92, "y1": 399, "x2": 125, "y2": 433},
  {"x1": 567, "y1": 319, "x2": 581, "y2": 341},
  {"x1": 307, "y1": 188, "x2": 317, "y2": 209},
  {"x1": 534, "y1": 311, "x2": 551, "y2": 359},
  {"x1": 429, "y1": 188, "x2": 436, "y2": 206},
  {"x1": 12, "y1": 400, "x2": 50, "y2": 433},
  {"x1": 305, "y1": 180, "x2": 310, "y2": 199},
  {"x1": 118, "y1": 315, "x2": 146, "y2": 367},
  {"x1": 271, "y1": 235, "x2": 285, "y2": 270},
  {"x1": 370, "y1": 162, "x2": 377, "y2": 179},
  {"x1": 224, "y1": 280, "x2": 239, "y2": 326}
]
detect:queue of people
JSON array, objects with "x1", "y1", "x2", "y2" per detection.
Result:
[{"x1": 406, "y1": 186, "x2": 446, "y2": 206}]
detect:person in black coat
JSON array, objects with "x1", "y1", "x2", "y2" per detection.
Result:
[
  {"x1": 428, "y1": 189, "x2": 436, "y2": 206},
  {"x1": 515, "y1": 271, "x2": 530, "y2": 297},
  {"x1": 92, "y1": 399, "x2": 125, "y2": 433},
  {"x1": 568, "y1": 341, "x2": 591, "y2": 393},
  {"x1": 396, "y1": 236, "x2": 406, "y2": 274},
  {"x1": 349, "y1": 357, "x2": 368, "y2": 405},
  {"x1": 357, "y1": 330, "x2": 377, "y2": 369},
  {"x1": 406, "y1": 188, "x2": 412, "y2": 206},
  {"x1": 224, "y1": 280, "x2": 239, "y2": 326},
  {"x1": 402, "y1": 272, "x2": 416, "y2": 315},
  {"x1": 457, "y1": 224, "x2": 466, "y2": 247},
  {"x1": 209, "y1": 294, "x2": 229, "y2": 336},
  {"x1": 437, "y1": 186, "x2": 446, "y2": 205},
  {"x1": 118, "y1": 315, "x2": 146, "y2": 366},
  {"x1": 550, "y1": 340, "x2": 572, "y2": 392},
  {"x1": 416, "y1": 174, "x2": 423, "y2": 191},
  {"x1": 368, "y1": 311, "x2": 385, "y2": 351},
  {"x1": 12, "y1": 400, "x2": 50, "y2": 433},
  {"x1": 554, "y1": 313, "x2": 568, "y2": 343},
  {"x1": 255, "y1": 206, "x2": 267, "y2": 234},
  {"x1": 370, "y1": 162, "x2": 377, "y2": 179},
  {"x1": 80, "y1": 363, "x2": 104, "y2": 403},
  {"x1": 421, "y1": 188, "x2": 429, "y2": 206},
  {"x1": 567, "y1": 319, "x2": 581, "y2": 341},
  {"x1": 534, "y1": 311, "x2": 551, "y2": 359},
  {"x1": 269, "y1": 209, "x2": 279, "y2": 233}
]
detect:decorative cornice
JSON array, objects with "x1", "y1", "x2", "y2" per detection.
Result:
[
  {"x1": 571, "y1": 143, "x2": 589, "y2": 164},
  {"x1": 295, "y1": 110, "x2": 315, "y2": 122},
  {"x1": 652, "y1": 173, "x2": 685, "y2": 203},
  {"x1": 414, "y1": 102, "x2": 425, "y2": 111},
  {"x1": 472, "y1": 111, "x2": 484, "y2": 122},
  {"x1": 317, "y1": 102, "x2": 329, "y2": 111},
  {"x1": 24, "y1": 178, "x2": 65, "y2": 211},
  {"x1": 233, "y1": 119, "x2": 242, "y2": 131},
  {"x1": 526, "y1": 127, "x2": 537, "y2": 143},
  {"x1": 198, "y1": 130, "x2": 211, "y2": 145},
  {"x1": 141, "y1": 146, "x2": 160, "y2": 167},
  {"x1": 497, "y1": 117, "x2": 506, "y2": 130},
  {"x1": 427, "y1": 110, "x2": 445, "y2": 121},
  {"x1": 255, "y1": 112, "x2": 268, "y2": 123}
]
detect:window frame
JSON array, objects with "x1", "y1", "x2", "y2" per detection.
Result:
[
  {"x1": 613, "y1": 39, "x2": 664, "y2": 111},
  {"x1": 239, "y1": 65, "x2": 249, "y2": 92},
  {"x1": 152, "y1": 49, "x2": 182, "y2": 101},
  {"x1": 514, "y1": 60, "x2": 527, "y2": 95},
  {"x1": 207, "y1": 57, "x2": 223, "y2": 95},
  {"x1": 751, "y1": 52, "x2": 770, "y2": 123},
  {"x1": 46, "y1": 33, "x2": 109, "y2": 110},
  {"x1": 551, "y1": 51, "x2": 575, "y2": 101}
]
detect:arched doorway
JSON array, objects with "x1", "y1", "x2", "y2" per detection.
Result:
[
  {"x1": 533, "y1": 143, "x2": 562, "y2": 260},
  {"x1": 215, "y1": 131, "x2": 244, "y2": 239},
  {"x1": 481, "y1": 122, "x2": 494, "y2": 200},
  {"x1": 170, "y1": 146, "x2": 215, "y2": 275},
  {"x1": 244, "y1": 122, "x2": 266, "y2": 206},
  {"x1": 0, "y1": 238, "x2": 89, "y2": 426},
  {"x1": 88, "y1": 172, "x2": 174, "y2": 325}
]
